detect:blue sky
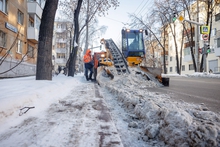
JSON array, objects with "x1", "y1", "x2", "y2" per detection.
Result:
[{"x1": 98, "y1": 0, "x2": 154, "y2": 43}]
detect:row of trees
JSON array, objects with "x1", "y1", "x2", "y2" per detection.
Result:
[
  {"x1": 129, "y1": 0, "x2": 217, "y2": 74},
  {"x1": 36, "y1": 0, "x2": 119, "y2": 80},
  {"x1": 2, "y1": 0, "x2": 217, "y2": 79}
]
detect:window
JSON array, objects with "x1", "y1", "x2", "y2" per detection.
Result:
[
  {"x1": 0, "y1": 0, "x2": 7, "y2": 14},
  {"x1": 170, "y1": 67, "x2": 172, "y2": 72},
  {"x1": 17, "y1": 40, "x2": 22, "y2": 53},
  {"x1": 57, "y1": 43, "x2": 66, "y2": 48},
  {"x1": 217, "y1": 38, "x2": 220, "y2": 48},
  {"x1": 182, "y1": 65, "x2": 185, "y2": 71},
  {"x1": 184, "y1": 47, "x2": 191, "y2": 56},
  {"x1": 189, "y1": 64, "x2": 194, "y2": 70},
  {"x1": 35, "y1": 16, "x2": 41, "y2": 30},
  {"x1": 211, "y1": 28, "x2": 217, "y2": 37},
  {"x1": 57, "y1": 53, "x2": 65, "y2": 58},
  {"x1": 215, "y1": 13, "x2": 220, "y2": 22},
  {"x1": 28, "y1": 18, "x2": 34, "y2": 27},
  {"x1": 17, "y1": 10, "x2": 24, "y2": 25},
  {"x1": 28, "y1": 45, "x2": 34, "y2": 58},
  {"x1": 170, "y1": 56, "x2": 172, "y2": 61},
  {"x1": 0, "y1": 30, "x2": 6, "y2": 48}
]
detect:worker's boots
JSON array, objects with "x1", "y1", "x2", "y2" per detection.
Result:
[
  {"x1": 85, "y1": 75, "x2": 89, "y2": 81},
  {"x1": 88, "y1": 74, "x2": 95, "y2": 81}
]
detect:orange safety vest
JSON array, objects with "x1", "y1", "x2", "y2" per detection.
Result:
[{"x1": 83, "y1": 49, "x2": 92, "y2": 63}]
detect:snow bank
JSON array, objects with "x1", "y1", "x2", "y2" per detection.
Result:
[{"x1": 98, "y1": 68, "x2": 220, "y2": 146}]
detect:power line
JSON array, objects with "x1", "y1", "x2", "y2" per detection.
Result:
[
  {"x1": 142, "y1": 1, "x2": 154, "y2": 16},
  {"x1": 136, "y1": 0, "x2": 150, "y2": 16},
  {"x1": 133, "y1": 0, "x2": 145, "y2": 15},
  {"x1": 104, "y1": 16, "x2": 126, "y2": 24},
  {"x1": 124, "y1": 0, "x2": 145, "y2": 24}
]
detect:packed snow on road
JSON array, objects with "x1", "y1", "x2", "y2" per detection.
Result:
[{"x1": 0, "y1": 69, "x2": 220, "y2": 147}]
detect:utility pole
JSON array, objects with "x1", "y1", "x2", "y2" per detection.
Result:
[{"x1": 195, "y1": 0, "x2": 200, "y2": 72}]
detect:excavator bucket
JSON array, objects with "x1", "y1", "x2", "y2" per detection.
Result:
[{"x1": 138, "y1": 66, "x2": 163, "y2": 83}]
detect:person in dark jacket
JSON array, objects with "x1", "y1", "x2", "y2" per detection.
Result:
[
  {"x1": 83, "y1": 49, "x2": 94, "y2": 81},
  {"x1": 58, "y1": 66, "x2": 62, "y2": 74}
]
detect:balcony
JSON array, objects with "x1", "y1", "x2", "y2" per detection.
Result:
[
  {"x1": 184, "y1": 55, "x2": 192, "y2": 62},
  {"x1": 215, "y1": 47, "x2": 220, "y2": 57},
  {"x1": 55, "y1": 48, "x2": 67, "y2": 53},
  {"x1": 161, "y1": 51, "x2": 168, "y2": 56},
  {"x1": 184, "y1": 41, "x2": 195, "y2": 48},
  {"x1": 27, "y1": 1, "x2": 43, "y2": 18},
  {"x1": 56, "y1": 39, "x2": 68, "y2": 43},
  {"x1": 55, "y1": 58, "x2": 67, "y2": 64},
  {"x1": 183, "y1": 27, "x2": 195, "y2": 37},
  {"x1": 27, "y1": 27, "x2": 39, "y2": 43}
]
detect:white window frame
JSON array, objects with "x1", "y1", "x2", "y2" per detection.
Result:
[
  {"x1": 35, "y1": 16, "x2": 41, "y2": 30},
  {"x1": 28, "y1": 18, "x2": 34, "y2": 27},
  {"x1": 17, "y1": 10, "x2": 24, "y2": 25},
  {"x1": 57, "y1": 53, "x2": 65, "y2": 59},
  {"x1": 184, "y1": 47, "x2": 191, "y2": 56},
  {"x1": 182, "y1": 65, "x2": 185, "y2": 71},
  {"x1": 17, "y1": 40, "x2": 22, "y2": 54},
  {"x1": 0, "y1": 0, "x2": 7, "y2": 14},
  {"x1": 217, "y1": 38, "x2": 220, "y2": 48},
  {"x1": 0, "y1": 30, "x2": 6, "y2": 48},
  {"x1": 189, "y1": 64, "x2": 194, "y2": 70}
]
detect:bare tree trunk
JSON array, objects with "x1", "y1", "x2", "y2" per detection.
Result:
[
  {"x1": 162, "y1": 27, "x2": 167, "y2": 74},
  {"x1": 68, "y1": 0, "x2": 83, "y2": 77},
  {"x1": 84, "y1": 0, "x2": 89, "y2": 54},
  {"x1": 36, "y1": 0, "x2": 59, "y2": 80},
  {"x1": 173, "y1": 24, "x2": 180, "y2": 74}
]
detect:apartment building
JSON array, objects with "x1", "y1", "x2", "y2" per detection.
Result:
[
  {"x1": 53, "y1": 19, "x2": 72, "y2": 72},
  {"x1": 163, "y1": 1, "x2": 220, "y2": 74},
  {"x1": 0, "y1": 0, "x2": 45, "y2": 78},
  {"x1": 53, "y1": 18, "x2": 84, "y2": 74}
]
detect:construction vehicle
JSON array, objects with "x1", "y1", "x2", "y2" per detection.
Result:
[
  {"x1": 121, "y1": 28, "x2": 145, "y2": 66},
  {"x1": 92, "y1": 28, "x2": 164, "y2": 85}
]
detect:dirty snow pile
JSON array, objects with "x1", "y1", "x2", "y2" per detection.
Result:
[{"x1": 97, "y1": 68, "x2": 220, "y2": 147}]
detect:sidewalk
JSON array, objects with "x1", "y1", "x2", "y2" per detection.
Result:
[{"x1": 0, "y1": 75, "x2": 123, "y2": 147}]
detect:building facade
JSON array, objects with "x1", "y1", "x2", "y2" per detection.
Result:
[
  {"x1": 162, "y1": 1, "x2": 220, "y2": 74},
  {"x1": 53, "y1": 19, "x2": 72, "y2": 73},
  {"x1": 53, "y1": 18, "x2": 84, "y2": 74},
  {"x1": 0, "y1": 0, "x2": 45, "y2": 78}
]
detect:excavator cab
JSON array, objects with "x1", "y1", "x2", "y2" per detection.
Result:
[{"x1": 121, "y1": 28, "x2": 145, "y2": 66}]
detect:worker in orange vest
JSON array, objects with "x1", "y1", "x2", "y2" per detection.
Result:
[{"x1": 83, "y1": 49, "x2": 94, "y2": 81}]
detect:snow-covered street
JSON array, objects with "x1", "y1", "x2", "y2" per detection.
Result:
[{"x1": 0, "y1": 70, "x2": 220, "y2": 146}]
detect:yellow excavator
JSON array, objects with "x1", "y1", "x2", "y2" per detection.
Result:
[{"x1": 93, "y1": 28, "x2": 166, "y2": 86}]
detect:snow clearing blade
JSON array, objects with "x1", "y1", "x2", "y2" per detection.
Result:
[
  {"x1": 103, "y1": 68, "x2": 114, "y2": 79},
  {"x1": 95, "y1": 66, "x2": 115, "y2": 85},
  {"x1": 137, "y1": 66, "x2": 163, "y2": 84}
]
